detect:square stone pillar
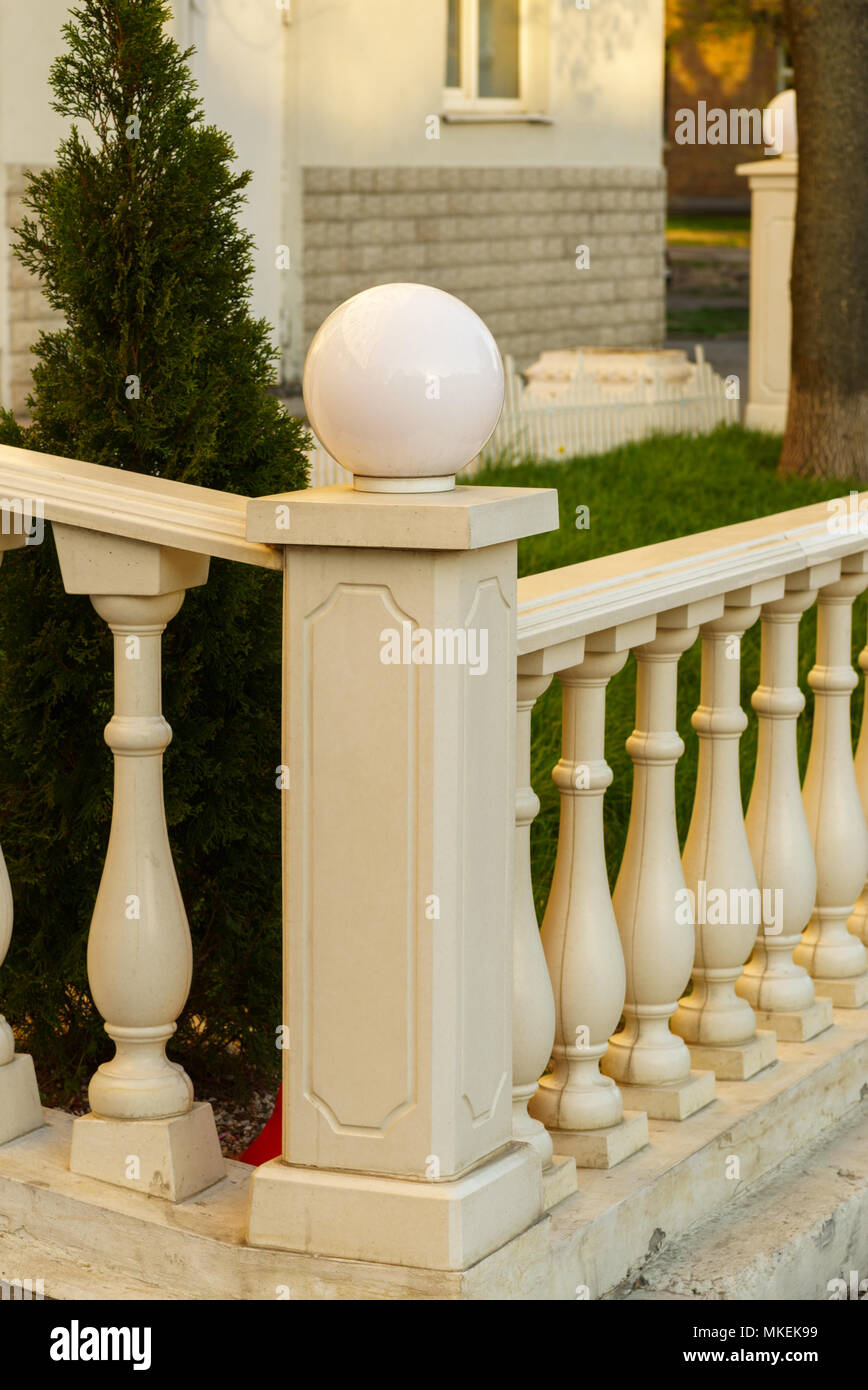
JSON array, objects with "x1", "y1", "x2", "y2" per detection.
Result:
[
  {"x1": 737, "y1": 155, "x2": 797, "y2": 432},
  {"x1": 246, "y1": 482, "x2": 557, "y2": 1270}
]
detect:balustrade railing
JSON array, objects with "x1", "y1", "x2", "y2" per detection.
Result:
[
  {"x1": 1, "y1": 433, "x2": 867, "y2": 1271},
  {"x1": 516, "y1": 495, "x2": 868, "y2": 1169},
  {"x1": 2, "y1": 292, "x2": 868, "y2": 1283}
]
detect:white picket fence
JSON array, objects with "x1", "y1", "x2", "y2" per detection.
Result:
[{"x1": 305, "y1": 347, "x2": 740, "y2": 487}]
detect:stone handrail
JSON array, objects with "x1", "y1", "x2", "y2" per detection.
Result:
[
  {"x1": 516, "y1": 493, "x2": 868, "y2": 656},
  {"x1": 0, "y1": 442, "x2": 282, "y2": 569}
]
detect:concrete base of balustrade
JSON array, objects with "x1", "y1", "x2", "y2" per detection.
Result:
[
  {"x1": 542, "y1": 1155, "x2": 578, "y2": 1206},
  {"x1": 69, "y1": 1102, "x2": 226, "y2": 1203},
  {"x1": 549, "y1": 1112, "x2": 649, "y2": 1170},
  {"x1": 247, "y1": 1142, "x2": 543, "y2": 1271},
  {"x1": 812, "y1": 972, "x2": 868, "y2": 1009},
  {"x1": 614, "y1": 1070, "x2": 716, "y2": 1121},
  {"x1": 1, "y1": 1010, "x2": 866, "y2": 1300},
  {"x1": 0, "y1": 1055, "x2": 44, "y2": 1147},
  {"x1": 752, "y1": 997, "x2": 834, "y2": 1042},
  {"x1": 610, "y1": 1104, "x2": 868, "y2": 1301},
  {"x1": 686, "y1": 1030, "x2": 777, "y2": 1081}
]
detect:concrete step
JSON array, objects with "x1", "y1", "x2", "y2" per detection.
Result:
[
  {"x1": 610, "y1": 1102, "x2": 868, "y2": 1301},
  {"x1": 545, "y1": 1007, "x2": 868, "y2": 1300},
  {"x1": 1, "y1": 1008, "x2": 866, "y2": 1299}
]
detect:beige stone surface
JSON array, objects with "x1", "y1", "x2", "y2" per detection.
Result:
[
  {"x1": 70, "y1": 1105, "x2": 225, "y2": 1205},
  {"x1": 752, "y1": 999, "x2": 833, "y2": 1042},
  {"x1": 244, "y1": 483, "x2": 559, "y2": 1269},
  {"x1": 0, "y1": 1055, "x2": 44, "y2": 1148},
  {"x1": 613, "y1": 1103, "x2": 868, "y2": 1301},
  {"x1": 515, "y1": 493, "x2": 865, "y2": 657},
  {"x1": 247, "y1": 483, "x2": 558, "y2": 551},
  {"x1": 0, "y1": 441, "x2": 281, "y2": 570},
  {"x1": 813, "y1": 974, "x2": 868, "y2": 1008},
  {"x1": 530, "y1": 648, "x2": 632, "y2": 1139},
  {"x1": 248, "y1": 1145, "x2": 544, "y2": 1271},
  {"x1": 1, "y1": 1008, "x2": 865, "y2": 1299},
  {"x1": 550, "y1": 1112, "x2": 649, "y2": 1170},
  {"x1": 615, "y1": 1071, "x2": 716, "y2": 1122},
  {"x1": 512, "y1": 668, "x2": 559, "y2": 1172},
  {"x1": 686, "y1": 1031, "x2": 777, "y2": 1082},
  {"x1": 542, "y1": 1156, "x2": 578, "y2": 1208}
]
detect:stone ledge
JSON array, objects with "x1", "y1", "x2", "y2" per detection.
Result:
[
  {"x1": 547, "y1": 1008, "x2": 868, "y2": 1299},
  {"x1": 611, "y1": 1103, "x2": 868, "y2": 1300},
  {"x1": 0, "y1": 1008, "x2": 864, "y2": 1300}
]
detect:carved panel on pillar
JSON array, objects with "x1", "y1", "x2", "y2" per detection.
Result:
[{"x1": 305, "y1": 584, "x2": 417, "y2": 1136}]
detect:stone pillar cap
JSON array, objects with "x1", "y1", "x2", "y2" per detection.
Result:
[{"x1": 247, "y1": 484, "x2": 559, "y2": 551}]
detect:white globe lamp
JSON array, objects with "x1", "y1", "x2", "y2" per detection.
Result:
[{"x1": 302, "y1": 283, "x2": 505, "y2": 492}]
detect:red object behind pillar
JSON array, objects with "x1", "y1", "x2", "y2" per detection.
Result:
[{"x1": 238, "y1": 1085, "x2": 283, "y2": 1166}]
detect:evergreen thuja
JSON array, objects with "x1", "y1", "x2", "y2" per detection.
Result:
[{"x1": 0, "y1": 0, "x2": 307, "y2": 1102}]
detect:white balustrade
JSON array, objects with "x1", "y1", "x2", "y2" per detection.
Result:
[
  {"x1": 673, "y1": 594, "x2": 778, "y2": 1079},
  {"x1": 7, "y1": 293, "x2": 868, "y2": 1289},
  {"x1": 799, "y1": 563, "x2": 868, "y2": 1007},
  {"x1": 53, "y1": 527, "x2": 225, "y2": 1201},
  {"x1": 530, "y1": 636, "x2": 649, "y2": 1166},
  {"x1": 848, "y1": 610, "x2": 868, "y2": 946},
  {"x1": 512, "y1": 667, "x2": 556, "y2": 1168},
  {"x1": 0, "y1": 541, "x2": 45, "y2": 1146},
  {"x1": 602, "y1": 610, "x2": 718, "y2": 1121},
  {"x1": 738, "y1": 577, "x2": 834, "y2": 1040},
  {"x1": 512, "y1": 662, "x2": 579, "y2": 1204}
]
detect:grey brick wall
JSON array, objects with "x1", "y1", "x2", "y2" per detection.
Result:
[
  {"x1": 302, "y1": 166, "x2": 666, "y2": 368},
  {"x1": 4, "y1": 165, "x2": 63, "y2": 416}
]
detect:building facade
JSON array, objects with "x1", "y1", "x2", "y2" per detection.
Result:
[{"x1": 0, "y1": 0, "x2": 666, "y2": 411}]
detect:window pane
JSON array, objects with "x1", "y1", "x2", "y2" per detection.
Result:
[
  {"x1": 446, "y1": 0, "x2": 462, "y2": 88},
  {"x1": 478, "y1": 0, "x2": 520, "y2": 99}
]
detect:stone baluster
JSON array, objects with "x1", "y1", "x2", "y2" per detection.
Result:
[
  {"x1": 53, "y1": 526, "x2": 225, "y2": 1201},
  {"x1": 530, "y1": 631, "x2": 650, "y2": 1167},
  {"x1": 848, "y1": 609, "x2": 868, "y2": 946},
  {"x1": 798, "y1": 561, "x2": 868, "y2": 1006},
  {"x1": 673, "y1": 590, "x2": 779, "y2": 1079},
  {"x1": 512, "y1": 660, "x2": 577, "y2": 1208},
  {"x1": 602, "y1": 605, "x2": 719, "y2": 1120},
  {"x1": 737, "y1": 574, "x2": 834, "y2": 1039},
  {"x1": 0, "y1": 539, "x2": 45, "y2": 1147}
]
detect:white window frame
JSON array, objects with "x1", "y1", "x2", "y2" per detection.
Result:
[{"x1": 444, "y1": 0, "x2": 529, "y2": 114}]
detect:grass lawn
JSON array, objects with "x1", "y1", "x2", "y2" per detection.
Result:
[
  {"x1": 666, "y1": 305, "x2": 749, "y2": 338},
  {"x1": 666, "y1": 216, "x2": 751, "y2": 249},
  {"x1": 474, "y1": 427, "x2": 867, "y2": 919}
]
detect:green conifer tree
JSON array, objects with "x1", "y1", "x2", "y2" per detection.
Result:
[{"x1": 0, "y1": 0, "x2": 307, "y2": 1101}]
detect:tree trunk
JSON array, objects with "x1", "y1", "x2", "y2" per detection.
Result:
[{"x1": 779, "y1": 0, "x2": 868, "y2": 478}]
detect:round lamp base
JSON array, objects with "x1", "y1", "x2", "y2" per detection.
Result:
[{"x1": 353, "y1": 474, "x2": 456, "y2": 494}]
